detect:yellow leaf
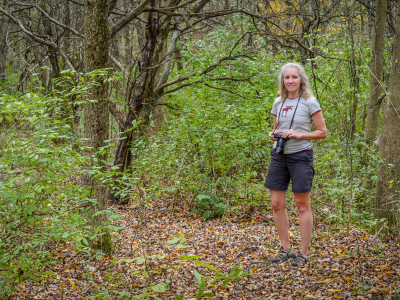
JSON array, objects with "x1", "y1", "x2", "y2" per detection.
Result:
[
  {"x1": 328, "y1": 289, "x2": 342, "y2": 292},
  {"x1": 319, "y1": 278, "x2": 337, "y2": 283},
  {"x1": 344, "y1": 277, "x2": 352, "y2": 281},
  {"x1": 337, "y1": 248, "x2": 342, "y2": 255},
  {"x1": 284, "y1": 279, "x2": 293, "y2": 284},
  {"x1": 69, "y1": 280, "x2": 77, "y2": 290}
]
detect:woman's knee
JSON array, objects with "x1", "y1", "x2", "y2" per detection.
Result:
[
  {"x1": 294, "y1": 193, "x2": 311, "y2": 214},
  {"x1": 296, "y1": 203, "x2": 311, "y2": 214},
  {"x1": 271, "y1": 200, "x2": 286, "y2": 212},
  {"x1": 270, "y1": 190, "x2": 286, "y2": 212}
]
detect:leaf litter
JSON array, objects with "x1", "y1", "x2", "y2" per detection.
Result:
[{"x1": 12, "y1": 199, "x2": 400, "y2": 299}]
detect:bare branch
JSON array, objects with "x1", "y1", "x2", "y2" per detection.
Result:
[
  {"x1": 160, "y1": 0, "x2": 199, "y2": 10},
  {"x1": 156, "y1": 30, "x2": 180, "y2": 89},
  {"x1": 203, "y1": 82, "x2": 246, "y2": 99},
  {"x1": 33, "y1": 4, "x2": 84, "y2": 38},
  {"x1": 110, "y1": 55, "x2": 130, "y2": 80},
  {"x1": 161, "y1": 77, "x2": 251, "y2": 98},
  {"x1": 109, "y1": 102, "x2": 125, "y2": 132},
  {"x1": 110, "y1": 0, "x2": 152, "y2": 38},
  {"x1": 156, "y1": 54, "x2": 251, "y2": 91},
  {"x1": 66, "y1": 0, "x2": 84, "y2": 6},
  {"x1": 0, "y1": 6, "x2": 76, "y2": 72},
  {"x1": 192, "y1": 0, "x2": 211, "y2": 13},
  {"x1": 237, "y1": 9, "x2": 351, "y2": 62},
  {"x1": 162, "y1": 82, "x2": 198, "y2": 95},
  {"x1": 146, "y1": 7, "x2": 236, "y2": 17}
]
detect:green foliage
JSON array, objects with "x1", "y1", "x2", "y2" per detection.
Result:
[
  {"x1": 193, "y1": 269, "x2": 214, "y2": 299},
  {"x1": 127, "y1": 29, "x2": 279, "y2": 213},
  {"x1": 211, "y1": 264, "x2": 250, "y2": 288},
  {"x1": 0, "y1": 71, "x2": 121, "y2": 296},
  {"x1": 0, "y1": 92, "x2": 84, "y2": 295},
  {"x1": 393, "y1": 290, "x2": 400, "y2": 300},
  {"x1": 193, "y1": 194, "x2": 226, "y2": 220}
]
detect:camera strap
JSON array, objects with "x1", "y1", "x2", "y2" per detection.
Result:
[{"x1": 274, "y1": 92, "x2": 302, "y2": 132}]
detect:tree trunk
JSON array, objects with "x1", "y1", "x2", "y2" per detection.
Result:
[
  {"x1": 364, "y1": 0, "x2": 388, "y2": 145},
  {"x1": 152, "y1": 29, "x2": 181, "y2": 132},
  {"x1": 83, "y1": 0, "x2": 112, "y2": 253},
  {"x1": 41, "y1": 0, "x2": 60, "y2": 92},
  {"x1": 348, "y1": 1, "x2": 360, "y2": 139},
  {"x1": 111, "y1": 0, "x2": 158, "y2": 202},
  {"x1": 0, "y1": 0, "x2": 8, "y2": 81},
  {"x1": 374, "y1": 5, "x2": 400, "y2": 227}
]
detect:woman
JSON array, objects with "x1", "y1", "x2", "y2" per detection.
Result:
[{"x1": 264, "y1": 62, "x2": 327, "y2": 266}]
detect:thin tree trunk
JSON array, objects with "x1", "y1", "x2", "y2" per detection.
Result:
[
  {"x1": 375, "y1": 5, "x2": 400, "y2": 227},
  {"x1": 364, "y1": 0, "x2": 388, "y2": 145},
  {"x1": 83, "y1": 0, "x2": 112, "y2": 253},
  {"x1": 41, "y1": 0, "x2": 60, "y2": 92},
  {"x1": 348, "y1": 0, "x2": 360, "y2": 139},
  {"x1": 112, "y1": 0, "x2": 158, "y2": 196},
  {"x1": 0, "y1": 0, "x2": 8, "y2": 81},
  {"x1": 151, "y1": 29, "x2": 180, "y2": 131}
]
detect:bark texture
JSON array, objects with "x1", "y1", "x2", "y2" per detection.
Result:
[
  {"x1": 113, "y1": 0, "x2": 158, "y2": 171},
  {"x1": 0, "y1": 0, "x2": 8, "y2": 81},
  {"x1": 83, "y1": 0, "x2": 112, "y2": 253},
  {"x1": 375, "y1": 6, "x2": 400, "y2": 226},
  {"x1": 364, "y1": 0, "x2": 388, "y2": 145}
]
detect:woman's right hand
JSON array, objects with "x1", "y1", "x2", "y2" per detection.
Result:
[{"x1": 269, "y1": 131, "x2": 278, "y2": 141}]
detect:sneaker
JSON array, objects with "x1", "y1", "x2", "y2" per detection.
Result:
[
  {"x1": 271, "y1": 247, "x2": 296, "y2": 263},
  {"x1": 290, "y1": 252, "x2": 308, "y2": 266}
]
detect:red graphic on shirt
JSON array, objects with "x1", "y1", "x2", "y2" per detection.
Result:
[{"x1": 282, "y1": 105, "x2": 294, "y2": 117}]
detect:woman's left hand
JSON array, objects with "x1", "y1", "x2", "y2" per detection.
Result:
[{"x1": 282, "y1": 129, "x2": 302, "y2": 139}]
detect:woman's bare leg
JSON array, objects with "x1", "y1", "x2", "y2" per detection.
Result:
[
  {"x1": 270, "y1": 190, "x2": 290, "y2": 250},
  {"x1": 294, "y1": 192, "x2": 313, "y2": 255}
]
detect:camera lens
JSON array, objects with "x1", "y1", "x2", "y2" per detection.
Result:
[{"x1": 275, "y1": 138, "x2": 287, "y2": 155}]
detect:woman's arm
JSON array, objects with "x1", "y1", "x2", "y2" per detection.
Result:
[
  {"x1": 282, "y1": 111, "x2": 327, "y2": 140},
  {"x1": 268, "y1": 115, "x2": 279, "y2": 141}
]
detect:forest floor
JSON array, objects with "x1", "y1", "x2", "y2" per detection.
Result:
[{"x1": 13, "y1": 199, "x2": 400, "y2": 300}]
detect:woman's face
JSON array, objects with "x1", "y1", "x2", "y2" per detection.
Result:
[{"x1": 283, "y1": 67, "x2": 301, "y2": 97}]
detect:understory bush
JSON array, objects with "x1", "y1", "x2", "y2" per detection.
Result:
[{"x1": 0, "y1": 74, "x2": 121, "y2": 296}]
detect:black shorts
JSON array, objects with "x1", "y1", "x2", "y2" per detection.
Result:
[{"x1": 264, "y1": 149, "x2": 315, "y2": 193}]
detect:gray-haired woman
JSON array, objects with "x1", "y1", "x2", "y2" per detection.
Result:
[{"x1": 264, "y1": 62, "x2": 327, "y2": 266}]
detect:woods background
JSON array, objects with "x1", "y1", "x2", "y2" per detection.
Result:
[{"x1": 1, "y1": 0, "x2": 400, "y2": 298}]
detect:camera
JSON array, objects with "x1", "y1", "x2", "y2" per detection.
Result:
[{"x1": 272, "y1": 133, "x2": 288, "y2": 155}]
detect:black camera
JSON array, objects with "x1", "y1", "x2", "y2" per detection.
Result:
[{"x1": 272, "y1": 133, "x2": 288, "y2": 155}]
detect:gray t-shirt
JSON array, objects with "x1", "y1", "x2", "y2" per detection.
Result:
[{"x1": 271, "y1": 96, "x2": 321, "y2": 154}]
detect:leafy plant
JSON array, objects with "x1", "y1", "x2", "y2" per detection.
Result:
[
  {"x1": 211, "y1": 264, "x2": 251, "y2": 288},
  {"x1": 193, "y1": 194, "x2": 226, "y2": 220},
  {"x1": 193, "y1": 269, "x2": 214, "y2": 300},
  {"x1": 0, "y1": 72, "x2": 122, "y2": 297}
]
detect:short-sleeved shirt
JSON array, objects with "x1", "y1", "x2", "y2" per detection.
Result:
[{"x1": 271, "y1": 96, "x2": 321, "y2": 154}]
